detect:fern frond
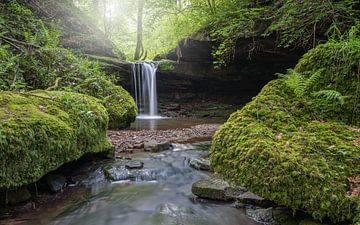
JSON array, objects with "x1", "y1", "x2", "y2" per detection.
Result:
[
  {"x1": 313, "y1": 90, "x2": 348, "y2": 105},
  {"x1": 304, "y1": 68, "x2": 325, "y2": 93},
  {"x1": 282, "y1": 69, "x2": 306, "y2": 97}
]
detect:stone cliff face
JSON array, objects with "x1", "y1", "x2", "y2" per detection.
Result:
[
  {"x1": 153, "y1": 35, "x2": 303, "y2": 105},
  {"x1": 18, "y1": 0, "x2": 121, "y2": 58}
]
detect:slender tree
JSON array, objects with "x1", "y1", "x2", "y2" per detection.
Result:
[{"x1": 134, "y1": 0, "x2": 145, "y2": 60}]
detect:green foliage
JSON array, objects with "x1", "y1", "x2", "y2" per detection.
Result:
[
  {"x1": 158, "y1": 60, "x2": 176, "y2": 71},
  {"x1": 0, "y1": 91, "x2": 113, "y2": 188},
  {"x1": 288, "y1": 26, "x2": 360, "y2": 125},
  {"x1": 0, "y1": 1, "x2": 137, "y2": 128},
  {"x1": 73, "y1": 0, "x2": 359, "y2": 65},
  {"x1": 211, "y1": 80, "x2": 360, "y2": 223},
  {"x1": 267, "y1": 0, "x2": 359, "y2": 49},
  {"x1": 312, "y1": 90, "x2": 347, "y2": 106},
  {"x1": 280, "y1": 68, "x2": 347, "y2": 106}
]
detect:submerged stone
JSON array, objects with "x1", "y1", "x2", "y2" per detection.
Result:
[{"x1": 125, "y1": 161, "x2": 144, "y2": 169}]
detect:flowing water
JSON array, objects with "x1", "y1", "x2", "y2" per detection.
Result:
[
  {"x1": 132, "y1": 61, "x2": 161, "y2": 119},
  {"x1": 47, "y1": 144, "x2": 260, "y2": 225}
]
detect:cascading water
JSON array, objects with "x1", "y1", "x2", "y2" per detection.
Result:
[{"x1": 131, "y1": 61, "x2": 161, "y2": 119}]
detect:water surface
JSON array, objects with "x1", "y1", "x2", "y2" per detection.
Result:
[{"x1": 48, "y1": 144, "x2": 260, "y2": 225}]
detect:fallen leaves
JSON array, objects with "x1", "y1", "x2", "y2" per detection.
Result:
[
  {"x1": 347, "y1": 174, "x2": 360, "y2": 197},
  {"x1": 353, "y1": 138, "x2": 360, "y2": 145}
]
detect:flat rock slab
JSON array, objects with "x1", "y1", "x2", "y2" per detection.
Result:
[
  {"x1": 192, "y1": 178, "x2": 231, "y2": 201},
  {"x1": 125, "y1": 161, "x2": 144, "y2": 169},
  {"x1": 236, "y1": 191, "x2": 274, "y2": 207},
  {"x1": 191, "y1": 178, "x2": 247, "y2": 201},
  {"x1": 144, "y1": 141, "x2": 171, "y2": 152}
]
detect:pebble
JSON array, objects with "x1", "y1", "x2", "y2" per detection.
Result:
[{"x1": 108, "y1": 124, "x2": 220, "y2": 153}]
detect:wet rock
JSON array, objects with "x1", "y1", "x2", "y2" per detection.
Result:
[
  {"x1": 192, "y1": 178, "x2": 230, "y2": 201},
  {"x1": 246, "y1": 207, "x2": 296, "y2": 225},
  {"x1": 272, "y1": 208, "x2": 298, "y2": 225},
  {"x1": 236, "y1": 191, "x2": 274, "y2": 207},
  {"x1": 144, "y1": 140, "x2": 170, "y2": 152},
  {"x1": 188, "y1": 158, "x2": 211, "y2": 171},
  {"x1": 299, "y1": 218, "x2": 329, "y2": 225},
  {"x1": 225, "y1": 186, "x2": 248, "y2": 199},
  {"x1": 7, "y1": 187, "x2": 32, "y2": 205},
  {"x1": 104, "y1": 159, "x2": 172, "y2": 182},
  {"x1": 125, "y1": 161, "x2": 144, "y2": 169},
  {"x1": 191, "y1": 178, "x2": 230, "y2": 201},
  {"x1": 246, "y1": 207, "x2": 276, "y2": 224},
  {"x1": 46, "y1": 175, "x2": 66, "y2": 193}
]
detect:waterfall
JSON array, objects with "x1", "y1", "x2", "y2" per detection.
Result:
[{"x1": 131, "y1": 61, "x2": 160, "y2": 119}]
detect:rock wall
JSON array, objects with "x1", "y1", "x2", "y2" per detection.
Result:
[{"x1": 153, "y1": 35, "x2": 303, "y2": 105}]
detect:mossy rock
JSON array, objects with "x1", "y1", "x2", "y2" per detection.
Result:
[
  {"x1": 158, "y1": 60, "x2": 176, "y2": 72},
  {"x1": 0, "y1": 91, "x2": 113, "y2": 188},
  {"x1": 73, "y1": 76, "x2": 137, "y2": 129},
  {"x1": 211, "y1": 79, "x2": 360, "y2": 223},
  {"x1": 292, "y1": 37, "x2": 360, "y2": 126}
]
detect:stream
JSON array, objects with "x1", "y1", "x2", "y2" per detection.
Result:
[{"x1": 47, "y1": 143, "x2": 260, "y2": 225}]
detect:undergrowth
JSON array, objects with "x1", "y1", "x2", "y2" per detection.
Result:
[{"x1": 0, "y1": 0, "x2": 137, "y2": 128}]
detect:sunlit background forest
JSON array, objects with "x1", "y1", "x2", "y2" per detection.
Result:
[
  {"x1": 72, "y1": 0, "x2": 359, "y2": 66},
  {"x1": 74, "y1": 0, "x2": 211, "y2": 60}
]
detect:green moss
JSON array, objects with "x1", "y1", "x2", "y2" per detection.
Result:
[
  {"x1": 211, "y1": 79, "x2": 360, "y2": 223},
  {"x1": 291, "y1": 30, "x2": 360, "y2": 126},
  {"x1": 211, "y1": 35, "x2": 360, "y2": 223},
  {"x1": 73, "y1": 76, "x2": 137, "y2": 129},
  {"x1": 158, "y1": 60, "x2": 176, "y2": 72},
  {"x1": 0, "y1": 91, "x2": 113, "y2": 188}
]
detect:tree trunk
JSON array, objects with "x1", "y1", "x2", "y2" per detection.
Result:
[
  {"x1": 102, "y1": 0, "x2": 112, "y2": 38},
  {"x1": 134, "y1": 0, "x2": 145, "y2": 60}
]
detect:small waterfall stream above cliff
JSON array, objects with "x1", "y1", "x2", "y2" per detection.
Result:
[{"x1": 131, "y1": 61, "x2": 160, "y2": 119}]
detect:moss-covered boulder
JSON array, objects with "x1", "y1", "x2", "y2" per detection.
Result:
[
  {"x1": 211, "y1": 32, "x2": 360, "y2": 223},
  {"x1": 211, "y1": 79, "x2": 360, "y2": 223},
  {"x1": 73, "y1": 76, "x2": 137, "y2": 129},
  {"x1": 0, "y1": 91, "x2": 113, "y2": 188}
]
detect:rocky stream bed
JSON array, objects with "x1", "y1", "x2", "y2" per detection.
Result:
[{"x1": 0, "y1": 120, "x2": 337, "y2": 225}]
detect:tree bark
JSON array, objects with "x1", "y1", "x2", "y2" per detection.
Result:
[{"x1": 134, "y1": 0, "x2": 145, "y2": 60}]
